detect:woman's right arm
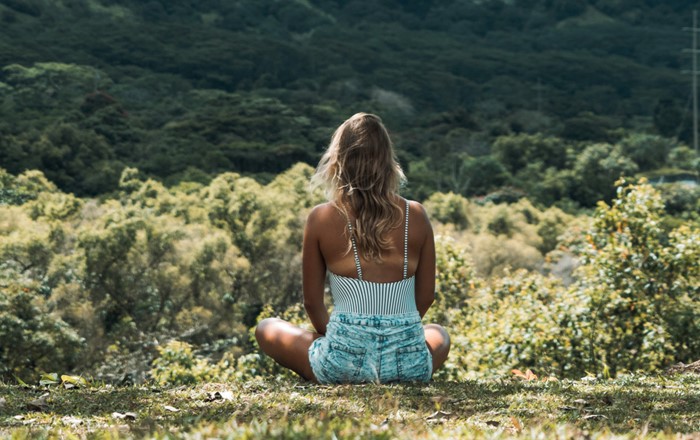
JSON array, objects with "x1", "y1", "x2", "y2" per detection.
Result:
[{"x1": 302, "y1": 206, "x2": 330, "y2": 335}]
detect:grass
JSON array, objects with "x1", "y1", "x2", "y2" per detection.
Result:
[{"x1": 0, "y1": 373, "x2": 698, "y2": 439}]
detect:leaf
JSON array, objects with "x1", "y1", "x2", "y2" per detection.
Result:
[
  {"x1": 582, "y1": 414, "x2": 608, "y2": 420},
  {"x1": 524, "y1": 369, "x2": 538, "y2": 381},
  {"x1": 426, "y1": 410, "x2": 452, "y2": 423},
  {"x1": 112, "y1": 412, "x2": 137, "y2": 421},
  {"x1": 511, "y1": 368, "x2": 538, "y2": 381},
  {"x1": 217, "y1": 391, "x2": 234, "y2": 401},
  {"x1": 511, "y1": 416, "x2": 522, "y2": 432},
  {"x1": 61, "y1": 375, "x2": 89, "y2": 389},
  {"x1": 205, "y1": 390, "x2": 234, "y2": 402},
  {"x1": 61, "y1": 416, "x2": 83, "y2": 426},
  {"x1": 13, "y1": 375, "x2": 29, "y2": 388},
  {"x1": 511, "y1": 369, "x2": 527, "y2": 379},
  {"x1": 39, "y1": 373, "x2": 60, "y2": 386},
  {"x1": 163, "y1": 405, "x2": 180, "y2": 412},
  {"x1": 26, "y1": 393, "x2": 50, "y2": 411},
  {"x1": 370, "y1": 417, "x2": 390, "y2": 432}
]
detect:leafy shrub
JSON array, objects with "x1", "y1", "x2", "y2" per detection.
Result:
[
  {"x1": 618, "y1": 133, "x2": 675, "y2": 171},
  {"x1": 424, "y1": 192, "x2": 471, "y2": 230},
  {"x1": 469, "y1": 233, "x2": 543, "y2": 277},
  {"x1": 576, "y1": 179, "x2": 700, "y2": 375},
  {"x1": 234, "y1": 304, "x2": 307, "y2": 381},
  {"x1": 536, "y1": 206, "x2": 575, "y2": 254},
  {"x1": 150, "y1": 340, "x2": 218, "y2": 386},
  {"x1": 0, "y1": 163, "x2": 327, "y2": 379},
  {"x1": 0, "y1": 286, "x2": 84, "y2": 381},
  {"x1": 656, "y1": 182, "x2": 700, "y2": 219},
  {"x1": 440, "y1": 179, "x2": 699, "y2": 379},
  {"x1": 572, "y1": 143, "x2": 638, "y2": 206},
  {"x1": 667, "y1": 146, "x2": 699, "y2": 172},
  {"x1": 427, "y1": 237, "x2": 478, "y2": 322},
  {"x1": 437, "y1": 271, "x2": 587, "y2": 381},
  {"x1": 492, "y1": 133, "x2": 567, "y2": 174}
]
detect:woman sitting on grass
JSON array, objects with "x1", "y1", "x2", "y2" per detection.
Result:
[{"x1": 256, "y1": 113, "x2": 450, "y2": 383}]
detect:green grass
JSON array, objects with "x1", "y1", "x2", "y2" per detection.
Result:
[{"x1": 1, "y1": 374, "x2": 698, "y2": 439}]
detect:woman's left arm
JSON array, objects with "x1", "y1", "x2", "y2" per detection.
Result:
[
  {"x1": 414, "y1": 203, "x2": 436, "y2": 318},
  {"x1": 302, "y1": 206, "x2": 330, "y2": 335}
]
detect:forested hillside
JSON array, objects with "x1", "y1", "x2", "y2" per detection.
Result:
[
  {"x1": 0, "y1": 0, "x2": 699, "y2": 396},
  {"x1": 1, "y1": 0, "x2": 698, "y2": 207}
]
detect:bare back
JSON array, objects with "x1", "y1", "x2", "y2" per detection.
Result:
[{"x1": 303, "y1": 198, "x2": 436, "y2": 309}]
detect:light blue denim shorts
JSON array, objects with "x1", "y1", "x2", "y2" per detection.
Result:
[{"x1": 308, "y1": 311, "x2": 433, "y2": 384}]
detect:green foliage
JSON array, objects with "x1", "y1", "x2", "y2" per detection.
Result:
[
  {"x1": 536, "y1": 206, "x2": 574, "y2": 254},
  {"x1": 0, "y1": 286, "x2": 84, "y2": 381},
  {"x1": 201, "y1": 166, "x2": 318, "y2": 309},
  {"x1": 667, "y1": 146, "x2": 700, "y2": 172},
  {"x1": 2, "y1": 375, "x2": 699, "y2": 438},
  {"x1": 0, "y1": 160, "x2": 697, "y2": 385},
  {"x1": 428, "y1": 237, "x2": 478, "y2": 323},
  {"x1": 1, "y1": 1, "x2": 695, "y2": 204},
  {"x1": 656, "y1": 182, "x2": 700, "y2": 224},
  {"x1": 150, "y1": 340, "x2": 220, "y2": 386},
  {"x1": 427, "y1": 195, "x2": 574, "y2": 277},
  {"x1": 0, "y1": 163, "x2": 325, "y2": 379},
  {"x1": 618, "y1": 133, "x2": 675, "y2": 172},
  {"x1": 0, "y1": 169, "x2": 37, "y2": 205},
  {"x1": 572, "y1": 143, "x2": 638, "y2": 206},
  {"x1": 577, "y1": 179, "x2": 700, "y2": 375},
  {"x1": 438, "y1": 271, "x2": 588, "y2": 381},
  {"x1": 492, "y1": 134, "x2": 568, "y2": 174},
  {"x1": 1, "y1": 63, "x2": 111, "y2": 116},
  {"x1": 234, "y1": 303, "x2": 307, "y2": 381},
  {"x1": 79, "y1": 176, "x2": 250, "y2": 339},
  {"x1": 437, "y1": 179, "x2": 698, "y2": 380},
  {"x1": 560, "y1": 112, "x2": 618, "y2": 142},
  {"x1": 424, "y1": 192, "x2": 471, "y2": 230}
]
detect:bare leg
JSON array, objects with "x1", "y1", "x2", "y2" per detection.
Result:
[
  {"x1": 424, "y1": 323, "x2": 450, "y2": 374},
  {"x1": 255, "y1": 318, "x2": 323, "y2": 381}
]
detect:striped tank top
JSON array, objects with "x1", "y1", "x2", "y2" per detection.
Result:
[{"x1": 328, "y1": 199, "x2": 417, "y2": 315}]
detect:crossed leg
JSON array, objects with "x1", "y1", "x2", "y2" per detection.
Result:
[
  {"x1": 256, "y1": 318, "x2": 452, "y2": 381},
  {"x1": 424, "y1": 323, "x2": 451, "y2": 374},
  {"x1": 255, "y1": 318, "x2": 322, "y2": 382}
]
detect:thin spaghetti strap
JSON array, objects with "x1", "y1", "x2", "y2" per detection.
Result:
[
  {"x1": 348, "y1": 221, "x2": 363, "y2": 281},
  {"x1": 403, "y1": 198, "x2": 409, "y2": 279}
]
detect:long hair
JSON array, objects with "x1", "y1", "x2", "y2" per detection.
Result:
[{"x1": 312, "y1": 113, "x2": 406, "y2": 262}]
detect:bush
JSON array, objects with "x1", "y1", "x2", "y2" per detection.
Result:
[
  {"x1": 439, "y1": 179, "x2": 699, "y2": 380},
  {"x1": 424, "y1": 192, "x2": 471, "y2": 230},
  {"x1": 150, "y1": 340, "x2": 221, "y2": 385},
  {"x1": 428, "y1": 237, "x2": 478, "y2": 322},
  {"x1": 437, "y1": 271, "x2": 587, "y2": 381},
  {"x1": 657, "y1": 182, "x2": 700, "y2": 219},
  {"x1": 572, "y1": 143, "x2": 638, "y2": 206},
  {"x1": 0, "y1": 287, "x2": 84, "y2": 381},
  {"x1": 575, "y1": 179, "x2": 700, "y2": 375},
  {"x1": 618, "y1": 133, "x2": 675, "y2": 171}
]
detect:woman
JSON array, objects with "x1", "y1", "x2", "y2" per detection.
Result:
[{"x1": 255, "y1": 113, "x2": 450, "y2": 383}]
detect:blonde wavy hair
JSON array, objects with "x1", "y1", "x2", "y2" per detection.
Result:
[{"x1": 312, "y1": 113, "x2": 406, "y2": 262}]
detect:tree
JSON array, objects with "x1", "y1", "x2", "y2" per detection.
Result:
[
  {"x1": 576, "y1": 179, "x2": 700, "y2": 375},
  {"x1": 572, "y1": 143, "x2": 638, "y2": 206},
  {"x1": 618, "y1": 133, "x2": 675, "y2": 171},
  {"x1": 492, "y1": 134, "x2": 568, "y2": 174}
]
